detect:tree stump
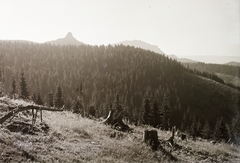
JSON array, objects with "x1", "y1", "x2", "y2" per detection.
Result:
[
  {"x1": 143, "y1": 130, "x2": 160, "y2": 151},
  {"x1": 181, "y1": 133, "x2": 186, "y2": 140}
]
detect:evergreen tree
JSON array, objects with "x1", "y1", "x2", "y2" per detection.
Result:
[
  {"x1": 160, "y1": 93, "x2": 171, "y2": 130},
  {"x1": 113, "y1": 93, "x2": 122, "y2": 111},
  {"x1": 10, "y1": 77, "x2": 17, "y2": 97},
  {"x1": 48, "y1": 90, "x2": 54, "y2": 107},
  {"x1": 36, "y1": 93, "x2": 44, "y2": 105},
  {"x1": 196, "y1": 120, "x2": 202, "y2": 137},
  {"x1": 19, "y1": 70, "x2": 29, "y2": 99},
  {"x1": 231, "y1": 111, "x2": 240, "y2": 144},
  {"x1": 140, "y1": 95, "x2": 151, "y2": 125},
  {"x1": 112, "y1": 93, "x2": 123, "y2": 121},
  {"x1": 54, "y1": 86, "x2": 64, "y2": 108},
  {"x1": 202, "y1": 120, "x2": 211, "y2": 139},
  {"x1": 190, "y1": 116, "x2": 198, "y2": 140},
  {"x1": 213, "y1": 117, "x2": 229, "y2": 142},
  {"x1": 32, "y1": 92, "x2": 37, "y2": 103},
  {"x1": 152, "y1": 98, "x2": 160, "y2": 127}
]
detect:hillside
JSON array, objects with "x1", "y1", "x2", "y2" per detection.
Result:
[
  {"x1": 183, "y1": 62, "x2": 240, "y2": 87},
  {"x1": 225, "y1": 61, "x2": 240, "y2": 67},
  {"x1": 0, "y1": 97, "x2": 240, "y2": 162},
  {"x1": 0, "y1": 40, "x2": 239, "y2": 140}
]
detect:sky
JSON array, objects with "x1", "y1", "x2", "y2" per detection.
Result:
[{"x1": 0, "y1": 0, "x2": 239, "y2": 62}]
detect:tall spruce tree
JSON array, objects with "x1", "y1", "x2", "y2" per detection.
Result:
[
  {"x1": 201, "y1": 120, "x2": 211, "y2": 139},
  {"x1": 213, "y1": 117, "x2": 229, "y2": 142},
  {"x1": 160, "y1": 93, "x2": 171, "y2": 130},
  {"x1": 152, "y1": 98, "x2": 160, "y2": 127},
  {"x1": 19, "y1": 70, "x2": 29, "y2": 99},
  {"x1": 112, "y1": 93, "x2": 123, "y2": 121},
  {"x1": 54, "y1": 86, "x2": 64, "y2": 108},
  {"x1": 190, "y1": 116, "x2": 197, "y2": 138},
  {"x1": 10, "y1": 77, "x2": 17, "y2": 97},
  {"x1": 140, "y1": 95, "x2": 152, "y2": 125},
  {"x1": 37, "y1": 93, "x2": 44, "y2": 105},
  {"x1": 231, "y1": 111, "x2": 240, "y2": 144},
  {"x1": 48, "y1": 90, "x2": 54, "y2": 107},
  {"x1": 32, "y1": 92, "x2": 37, "y2": 103}
]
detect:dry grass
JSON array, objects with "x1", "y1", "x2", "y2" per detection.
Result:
[{"x1": 1, "y1": 98, "x2": 240, "y2": 162}]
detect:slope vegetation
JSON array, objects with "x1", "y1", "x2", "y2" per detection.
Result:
[
  {"x1": 0, "y1": 41, "x2": 239, "y2": 132},
  {"x1": 0, "y1": 98, "x2": 240, "y2": 162},
  {"x1": 183, "y1": 62, "x2": 240, "y2": 87}
]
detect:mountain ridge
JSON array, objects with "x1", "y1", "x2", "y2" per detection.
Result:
[
  {"x1": 168, "y1": 54, "x2": 198, "y2": 63},
  {"x1": 115, "y1": 40, "x2": 165, "y2": 55},
  {"x1": 2, "y1": 33, "x2": 239, "y2": 64},
  {"x1": 224, "y1": 61, "x2": 240, "y2": 67}
]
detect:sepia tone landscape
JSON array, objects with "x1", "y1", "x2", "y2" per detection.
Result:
[
  {"x1": 0, "y1": 0, "x2": 240, "y2": 162},
  {"x1": 0, "y1": 33, "x2": 240, "y2": 162}
]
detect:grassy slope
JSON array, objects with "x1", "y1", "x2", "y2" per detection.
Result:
[{"x1": 0, "y1": 99, "x2": 240, "y2": 162}]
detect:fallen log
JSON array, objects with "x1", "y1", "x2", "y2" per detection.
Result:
[{"x1": 0, "y1": 105, "x2": 64, "y2": 124}]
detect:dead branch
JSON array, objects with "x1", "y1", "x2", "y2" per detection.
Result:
[{"x1": 0, "y1": 105, "x2": 64, "y2": 124}]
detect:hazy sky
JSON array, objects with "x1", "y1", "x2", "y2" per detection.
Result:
[{"x1": 0, "y1": 0, "x2": 239, "y2": 59}]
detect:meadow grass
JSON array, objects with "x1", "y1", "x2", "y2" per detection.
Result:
[{"x1": 1, "y1": 103, "x2": 240, "y2": 162}]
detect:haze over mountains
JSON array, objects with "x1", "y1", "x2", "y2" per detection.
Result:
[{"x1": 42, "y1": 32, "x2": 239, "y2": 64}]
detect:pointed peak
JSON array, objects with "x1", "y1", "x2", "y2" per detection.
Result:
[{"x1": 65, "y1": 32, "x2": 73, "y2": 38}]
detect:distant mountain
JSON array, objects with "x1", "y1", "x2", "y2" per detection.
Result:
[
  {"x1": 178, "y1": 55, "x2": 240, "y2": 64},
  {"x1": 224, "y1": 61, "x2": 240, "y2": 67},
  {"x1": 169, "y1": 54, "x2": 198, "y2": 63},
  {"x1": 45, "y1": 32, "x2": 85, "y2": 46},
  {"x1": 115, "y1": 40, "x2": 165, "y2": 54}
]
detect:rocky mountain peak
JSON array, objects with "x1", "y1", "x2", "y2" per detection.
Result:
[{"x1": 65, "y1": 32, "x2": 74, "y2": 38}]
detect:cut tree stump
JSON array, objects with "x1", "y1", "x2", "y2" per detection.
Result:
[
  {"x1": 103, "y1": 110, "x2": 131, "y2": 131},
  {"x1": 143, "y1": 130, "x2": 160, "y2": 151}
]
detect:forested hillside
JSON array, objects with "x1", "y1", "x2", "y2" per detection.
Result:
[
  {"x1": 1, "y1": 41, "x2": 239, "y2": 140},
  {"x1": 183, "y1": 62, "x2": 240, "y2": 88}
]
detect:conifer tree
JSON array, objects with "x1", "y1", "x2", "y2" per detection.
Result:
[
  {"x1": 112, "y1": 93, "x2": 123, "y2": 121},
  {"x1": 19, "y1": 70, "x2": 29, "y2": 99},
  {"x1": 231, "y1": 111, "x2": 240, "y2": 144},
  {"x1": 152, "y1": 98, "x2": 160, "y2": 127},
  {"x1": 48, "y1": 90, "x2": 54, "y2": 107},
  {"x1": 202, "y1": 120, "x2": 211, "y2": 139},
  {"x1": 213, "y1": 117, "x2": 229, "y2": 142},
  {"x1": 113, "y1": 93, "x2": 122, "y2": 111},
  {"x1": 32, "y1": 92, "x2": 37, "y2": 103},
  {"x1": 140, "y1": 95, "x2": 151, "y2": 125},
  {"x1": 54, "y1": 86, "x2": 64, "y2": 108},
  {"x1": 37, "y1": 93, "x2": 44, "y2": 105},
  {"x1": 190, "y1": 116, "x2": 197, "y2": 138},
  {"x1": 10, "y1": 77, "x2": 17, "y2": 97},
  {"x1": 196, "y1": 120, "x2": 202, "y2": 137},
  {"x1": 160, "y1": 93, "x2": 171, "y2": 130}
]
